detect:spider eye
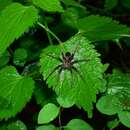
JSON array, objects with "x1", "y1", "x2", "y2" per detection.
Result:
[{"x1": 65, "y1": 52, "x2": 71, "y2": 56}]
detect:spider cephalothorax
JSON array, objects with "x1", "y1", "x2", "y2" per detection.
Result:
[
  {"x1": 46, "y1": 51, "x2": 89, "y2": 81},
  {"x1": 62, "y1": 52, "x2": 74, "y2": 69}
]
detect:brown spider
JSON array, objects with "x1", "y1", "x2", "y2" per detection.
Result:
[{"x1": 45, "y1": 50, "x2": 89, "y2": 81}]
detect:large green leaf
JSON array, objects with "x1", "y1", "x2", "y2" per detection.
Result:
[
  {"x1": 77, "y1": 15, "x2": 130, "y2": 41},
  {"x1": 0, "y1": 3, "x2": 38, "y2": 55},
  {"x1": 32, "y1": 0, "x2": 64, "y2": 12},
  {"x1": 40, "y1": 35, "x2": 106, "y2": 116},
  {"x1": 0, "y1": 66, "x2": 35, "y2": 119}
]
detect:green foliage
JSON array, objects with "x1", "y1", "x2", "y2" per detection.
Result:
[
  {"x1": 36, "y1": 125, "x2": 58, "y2": 130},
  {"x1": 34, "y1": 84, "x2": 56, "y2": 106},
  {"x1": 61, "y1": 7, "x2": 86, "y2": 29},
  {"x1": 0, "y1": 66, "x2": 35, "y2": 119},
  {"x1": 4, "y1": 120, "x2": 27, "y2": 130},
  {"x1": 60, "y1": 0, "x2": 85, "y2": 9},
  {"x1": 118, "y1": 111, "x2": 130, "y2": 128},
  {"x1": 13, "y1": 48, "x2": 28, "y2": 66},
  {"x1": 56, "y1": 96, "x2": 74, "y2": 108},
  {"x1": 32, "y1": 0, "x2": 64, "y2": 12},
  {"x1": 64, "y1": 119, "x2": 93, "y2": 130},
  {"x1": 96, "y1": 95, "x2": 122, "y2": 115},
  {"x1": 107, "y1": 119, "x2": 119, "y2": 130},
  {"x1": 40, "y1": 35, "x2": 106, "y2": 117},
  {"x1": 0, "y1": 0, "x2": 130, "y2": 129},
  {"x1": 0, "y1": 3, "x2": 38, "y2": 55},
  {"x1": 0, "y1": 0, "x2": 12, "y2": 11},
  {"x1": 104, "y1": 0, "x2": 118, "y2": 10},
  {"x1": 121, "y1": 0, "x2": 130, "y2": 9},
  {"x1": 107, "y1": 69, "x2": 130, "y2": 111},
  {"x1": 0, "y1": 120, "x2": 27, "y2": 130},
  {"x1": 38, "y1": 103, "x2": 60, "y2": 124},
  {"x1": 77, "y1": 15, "x2": 130, "y2": 41},
  {"x1": 0, "y1": 51, "x2": 10, "y2": 68},
  {"x1": 97, "y1": 69, "x2": 130, "y2": 127}
]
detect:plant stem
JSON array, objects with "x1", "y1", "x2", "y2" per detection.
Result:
[
  {"x1": 59, "y1": 107, "x2": 62, "y2": 130},
  {"x1": 37, "y1": 22, "x2": 62, "y2": 45},
  {"x1": 44, "y1": 21, "x2": 53, "y2": 45}
]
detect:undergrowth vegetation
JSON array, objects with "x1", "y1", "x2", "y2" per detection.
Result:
[{"x1": 0, "y1": 0, "x2": 130, "y2": 130}]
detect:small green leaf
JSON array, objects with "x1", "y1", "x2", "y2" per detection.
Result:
[
  {"x1": 6, "y1": 120, "x2": 27, "y2": 130},
  {"x1": 64, "y1": 119, "x2": 93, "y2": 130},
  {"x1": 118, "y1": 111, "x2": 130, "y2": 128},
  {"x1": 36, "y1": 125, "x2": 58, "y2": 130},
  {"x1": 40, "y1": 35, "x2": 106, "y2": 117},
  {"x1": 107, "y1": 119, "x2": 119, "y2": 130},
  {"x1": 0, "y1": 66, "x2": 35, "y2": 119},
  {"x1": 38, "y1": 103, "x2": 60, "y2": 124},
  {"x1": 104, "y1": 0, "x2": 118, "y2": 10},
  {"x1": 0, "y1": 51, "x2": 10, "y2": 68},
  {"x1": 13, "y1": 48, "x2": 28, "y2": 66},
  {"x1": 77, "y1": 15, "x2": 130, "y2": 41},
  {"x1": 0, "y1": 3, "x2": 38, "y2": 55},
  {"x1": 56, "y1": 96, "x2": 74, "y2": 108},
  {"x1": 33, "y1": 0, "x2": 64, "y2": 12},
  {"x1": 96, "y1": 95, "x2": 122, "y2": 115}
]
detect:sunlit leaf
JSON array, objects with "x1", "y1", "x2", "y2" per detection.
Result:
[
  {"x1": 118, "y1": 111, "x2": 130, "y2": 128},
  {"x1": 96, "y1": 95, "x2": 122, "y2": 115},
  {"x1": 38, "y1": 103, "x2": 60, "y2": 124},
  {"x1": 40, "y1": 35, "x2": 106, "y2": 116},
  {"x1": 0, "y1": 66, "x2": 35, "y2": 119},
  {"x1": 36, "y1": 125, "x2": 58, "y2": 130},
  {"x1": 33, "y1": 0, "x2": 64, "y2": 12},
  {"x1": 0, "y1": 3, "x2": 38, "y2": 55},
  {"x1": 64, "y1": 119, "x2": 93, "y2": 130}
]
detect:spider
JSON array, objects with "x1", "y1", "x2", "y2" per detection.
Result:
[{"x1": 45, "y1": 49, "x2": 89, "y2": 82}]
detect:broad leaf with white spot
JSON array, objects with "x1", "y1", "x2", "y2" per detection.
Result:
[{"x1": 40, "y1": 35, "x2": 106, "y2": 116}]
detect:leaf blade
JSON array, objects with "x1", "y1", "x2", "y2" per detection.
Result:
[
  {"x1": 40, "y1": 35, "x2": 106, "y2": 116},
  {"x1": 77, "y1": 15, "x2": 130, "y2": 41},
  {"x1": 0, "y1": 3, "x2": 38, "y2": 55},
  {"x1": 33, "y1": 0, "x2": 64, "y2": 12},
  {"x1": 0, "y1": 66, "x2": 35, "y2": 119}
]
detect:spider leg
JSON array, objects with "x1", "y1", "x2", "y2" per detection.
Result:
[
  {"x1": 72, "y1": 66, "x2": 85, "y2": 83},
  {"x1": 69, "y1": 69, "x2": 74, "y2": 87},
  {"x1": 73, "y1": 41, "x2": 80, "y2": 56},
  {"x1": 46, "y1": 64, "x2": 61, "y2": 81},
  {"x1": 72, "y1": 59, "x2": 90, "y2": 64},
  {"x1": 46, "y1": 53, "x2": 62, "y2": 62}
]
